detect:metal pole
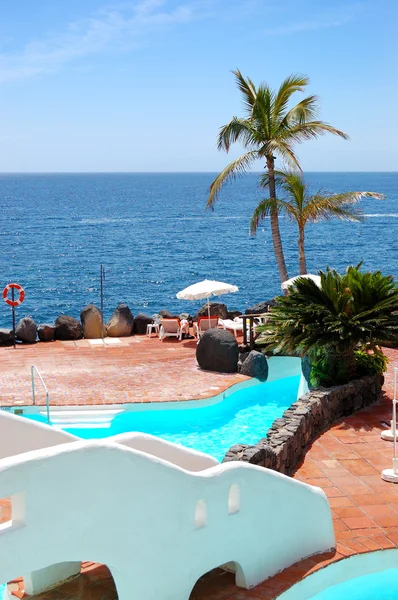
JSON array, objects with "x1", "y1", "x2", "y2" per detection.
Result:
[
  {"x1": 46, "y1": 392, "x2": 50, "y2": 424},
  {"x1": 249, "y1": 316, "x2": 254, "y2": 350},
  {"x1": 12, "y1": 287, "x2": 16, "y2": 348}
]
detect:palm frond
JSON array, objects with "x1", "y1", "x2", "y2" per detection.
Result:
[
  {"x1": 232, "y1": 69, "x2": 257, "y2": 116},
  {"x1": 303, "y1": 191, "x2": 384, "y2": 223},
  {"x1": 272, "y1": 74, "x2": 309, "y2": 120},
  {"x1": 206, "y1": 151, "x2": 258, "y2": 210},
  {"x1": 266, "y1": 140, "x2": 301, "y2": 169},
  {"x1": 252, "y1": 86, "x2": 274, "y2": 138},
  {"x1": 281, "y1": 94, "x2": 320, "y2": 126},
  {"x1": 284, "y1": 121, "x2": 349, "y2": 141},
  {"x1": 258, "y1": 169, "x2": 295, "y2": 190},
  {"x1": 217, "y1": 117, "x2": 258, "y2": 152},
  {"x1": 250, "y1": 197, "x2": 292, "y2": 234}
]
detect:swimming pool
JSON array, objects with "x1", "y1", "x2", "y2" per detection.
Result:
[
  {"x1": 277, "y1": 549, "x2": 398, "y2": 600},
  {"x1": 307, "y1": 568, "x2": 398, "y2": 600},
  {"x1": 21, "y1": 357, "x2": 304, "y2": 461}
]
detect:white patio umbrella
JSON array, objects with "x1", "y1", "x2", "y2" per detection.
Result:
[
  {"x1": 176, "y1": 279, "x2": 239, "y2": 323},
  {"x1": 281, "y1": 274, "x2": 322, "y2": 292}
]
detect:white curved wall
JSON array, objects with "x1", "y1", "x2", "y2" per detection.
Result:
[
  {"x1": 0, "y1": 412, "x2": 218, "y2": 472},
  {"x1": 111, "y1": 432, "x2": 219, "y2": 471},
  {"x1": 0, "y1": 411, "x2": 77, "y2": 459},
  {"x1": 0, "y1": 439, "x2": 335, "y2": 600}
]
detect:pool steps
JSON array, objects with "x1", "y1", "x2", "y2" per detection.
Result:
[{"x1": 40, "y1": 408, "x2": 123, "y2": 429}]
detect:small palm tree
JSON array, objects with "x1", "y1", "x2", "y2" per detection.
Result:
[
  {"x1": 250, "y1": 171, "x2": 385, "y2": 275},
  {"x1": 206, "y1": 70, "x2": 348, "y2": 284},
  {"x1": 263, "y1": 265, "x2": 398, "y2": 381}
]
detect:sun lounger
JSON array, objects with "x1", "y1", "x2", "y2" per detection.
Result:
[
  {"x1": 219, "y1": 318, "x2": 244, "y2": 339},
  {"x1": 193, "y1": 316, "x2": 219, "y2": 339},
  {"x1": 159, "y1": 318, "x2": 183, "y2": 341}
]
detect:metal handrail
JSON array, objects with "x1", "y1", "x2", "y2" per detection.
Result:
[{"x1": 31, "y1": 365, "x2": 50, "y2": 424}]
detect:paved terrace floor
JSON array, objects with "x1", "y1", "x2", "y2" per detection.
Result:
[
  {"x1": 0, "y1": 334, "x2": 246, "y2": 406},
  {"x1": 1, "y1": 343, "x2": 398, "y2": 600}
]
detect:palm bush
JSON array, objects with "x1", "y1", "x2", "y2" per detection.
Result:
[{"x1": 263, "y1": 265, "x2": 398, "y2": 384}]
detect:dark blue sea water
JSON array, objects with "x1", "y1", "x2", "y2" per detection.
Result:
[{"x1": 0, "y1": 172, "x2": 396, "y2": 328}]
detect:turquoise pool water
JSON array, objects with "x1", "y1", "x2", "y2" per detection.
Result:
[
  {"x1": 306, "y1": 568, "x2": 398, "y2": 600},
  {"x1": 24, "y1": 374, "x2": 301, "y2": 461},
  {"x1": 0, "y1": 583, "x2": 5, "y2": 597}
]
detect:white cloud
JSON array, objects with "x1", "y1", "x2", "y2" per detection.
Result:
[
  {"x1": 264, "y1": 1, "x2": 366, "y2": 36},
  {"x1": 0, "y1": 0, "x2": 200, "y2": 84}
]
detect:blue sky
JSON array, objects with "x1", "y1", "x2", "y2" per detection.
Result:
[{"x1": 0, "y1": 0, "x2": 397, "y2": 172}]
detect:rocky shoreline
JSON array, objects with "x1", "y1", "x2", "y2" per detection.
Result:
[{"x1": 0, "y1": 299, "x2": 274, "y2": 345}]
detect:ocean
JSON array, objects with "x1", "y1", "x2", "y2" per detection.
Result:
[{"x1": 0, "y1": 172, "x2": 396, "y2": 329}]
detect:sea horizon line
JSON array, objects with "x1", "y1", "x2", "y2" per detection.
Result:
[{"x1": 0, "y1": 171, "x2": 397, "y2": 175}]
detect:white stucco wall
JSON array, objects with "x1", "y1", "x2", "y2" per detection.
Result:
[
  {"x1": 112, "y1": 432, "x2": 219, "y2": 471},
  {"x1": 0, "y1": 439, "x2": 335, "y2": 600},
  {"x1": 0, "y1": 412, "x2": 218, "y2": 472},
  {"x1": 0, "y1": 411, "x2": 77, "y2": 459}
]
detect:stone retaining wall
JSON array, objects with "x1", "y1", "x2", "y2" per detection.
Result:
[{"x1": 223, "y1": 375, "x2": 383, "y2": 475}]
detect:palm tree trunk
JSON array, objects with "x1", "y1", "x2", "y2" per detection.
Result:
[
  {"x1": 266, "y1": 156, "x2": 289, "y2": 284},
  {"x1": 298, "y1": 225, "x2": 307, "y2": 274}
]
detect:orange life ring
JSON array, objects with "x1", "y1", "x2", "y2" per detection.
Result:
[{"x1": 2, "y1": 283, "x2": 25, "y2": 307}]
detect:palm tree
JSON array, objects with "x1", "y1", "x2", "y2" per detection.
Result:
[
  {"x1": 206, "y1": 70, "x2": 348, "y2": 285},
  {"x1": 262, "y1": 265, "x2": 398, "y2": 382},
  {"x1": 250, "y1": 170, "x2": 385, "y2": 275}
]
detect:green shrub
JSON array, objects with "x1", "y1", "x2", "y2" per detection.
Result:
[
  {"x1": 309, "y1": 348, "x2": 348, "y2": 387},
  {"x1": 355, "y1": 347, "x2": 389, "y2": 376},
  {"x1": 262, "y1": 264, "x2": 398, "y2": 384}
]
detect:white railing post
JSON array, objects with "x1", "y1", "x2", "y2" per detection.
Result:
[{"x1": 31, "y1": 366, "x2": 51, "y2": 424}]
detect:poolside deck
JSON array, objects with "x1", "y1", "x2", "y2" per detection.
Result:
[
  {"x1": 1, "y1": 341, "x2": 398, "y2": 599},
  {"x1": 0, "y1": 335, "x2": 246, "y2": 406}
]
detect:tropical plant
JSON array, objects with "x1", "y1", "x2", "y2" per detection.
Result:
[
  {"x1": 355, "y1": 346, "x2": 389, "y2": 377},
  {"x1": 308, "y1": 347, "x2": 349, "y2": 387},
  {"x1": 206, "y1": 70, "x2": 348, "y2": 284},
  {"x1": 262, "y1": 265, "x2": 398, "y2": 383},
  {"x1": 250, "y1": 171, "x2": 385, "y2": 275}
]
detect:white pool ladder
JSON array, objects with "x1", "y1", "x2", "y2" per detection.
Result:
[{"x1": 31, "y1": 365, "x2": 50, "y2": 424}]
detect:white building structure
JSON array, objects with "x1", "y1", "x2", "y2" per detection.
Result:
[{"x1": 0, "y1": 411, "x2": 335, "y2": 599}]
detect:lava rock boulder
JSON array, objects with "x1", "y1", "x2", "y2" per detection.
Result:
[
  {"x1": 245, "y1": 301, "x2": 270, "y2": 315},
  {"x1": 106, "y1": 303, "x2": 134, "y2": 337},
  {"x1": 239, "y1": 350, "x2": 268, "y2": 380},
  {"x1": 196, "y1": 329, "x2": 238, "y2": 373},
  {"x1": 37, "y1": 324, "x2": 55, "y2": 342},
  {"x1": 80, "y1": 304, "x2": 104, "y2": 339},
  {"x1": 54, "y1": 315, "x2": 83, "y2": 341},
  {"x1": 15, "y1": 317, "x2": 37, "y2": 343},
  {"x1": 133, "y1": 313, "x2": 154, "y2": 335},
  {"x1": 0, "y1": 329, "x2": 14, "y2": 345},
  {"x1": 193, "y1": 302, "x2": 228, "y2": 321},
  {"x1": 227, "y1": 310, "x2": 242, "y2": 320}
]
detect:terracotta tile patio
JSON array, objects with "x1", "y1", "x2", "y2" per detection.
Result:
[
  {"x1": 1, "y1": 342, "x2": 398, "y2": 599},
  {"x1": 0, "y1": 334, "x2": 247, "y2": 407}
]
